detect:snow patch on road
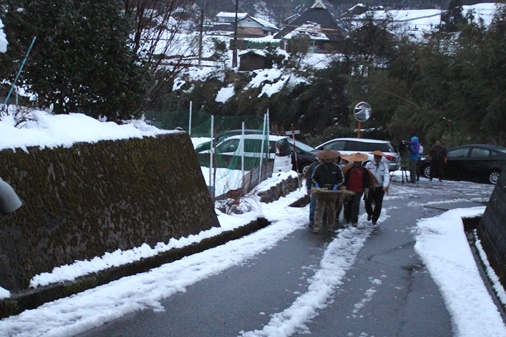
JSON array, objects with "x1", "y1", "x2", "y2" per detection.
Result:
[{"x1": 239, "y1": 214, "x2": 375, "y2": 337}]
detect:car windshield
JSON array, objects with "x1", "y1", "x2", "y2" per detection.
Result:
[
  {"x1": 293, "y1": 140, "x2": 315, "y2": 152},
  {"x1": 323, "y1": 141, "x2": 345, "y2": 151},
  {"x1": 195, "y1": 140, "x2": 211, "y2": 152},
  {"x1": 348, "y1": 141, "x2": 392, "y2": 152},
  {"x1": 216, "y1": 139, "x2": 240, "y2": 153},
  {"x1": 216, "y1": 130, "x2": 265, "y2": 143}
]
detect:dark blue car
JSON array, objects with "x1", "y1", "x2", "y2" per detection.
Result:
[{"x1": 419, "y1": 144, "x2": 506, "y2": 184}]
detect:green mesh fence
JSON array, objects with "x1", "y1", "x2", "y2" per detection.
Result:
[
  {"x1": 144, "y1": 109, "x2": 265, "y2": 137},
  {"x1": 209, "y1": 128, "x2": 274, "y2": 199},
  {"x1": 145, "y1": 109, "x2": 274, "y2": 199}
]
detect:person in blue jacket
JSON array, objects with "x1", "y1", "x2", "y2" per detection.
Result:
[{"x1": 402, "y1": 136, "x2": 421, "y2": 183}]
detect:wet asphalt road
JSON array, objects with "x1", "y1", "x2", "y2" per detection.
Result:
[{"x1": 78, "y1": 177, "x2": 495, "y2": 337}]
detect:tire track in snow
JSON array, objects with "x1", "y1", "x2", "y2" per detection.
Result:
[{"x1": 239, "y1": 218, "x2": 374, "y2": 337}]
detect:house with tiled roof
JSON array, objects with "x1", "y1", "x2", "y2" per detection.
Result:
[
  {"x1": 213, "y1": 12, "x2": 279, "y2": 37},
  {"x1": 274, "y1": 0, "x2": 349, "y2": 53}
]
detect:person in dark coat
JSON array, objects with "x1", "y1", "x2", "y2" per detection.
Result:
[
  {"x1": 311, "y1": 150, "x2": 343, "y2": 234},
  {"x1": 429, "y1": 140, "x2": 447, "y2": 182}
]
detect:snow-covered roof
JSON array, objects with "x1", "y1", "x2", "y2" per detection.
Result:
[
  {"x1": 244, "y1": 16, "x2": 279, "y2": 31},
  {"x1": 238, "y1": 49, "x2": 267, "y2": 57},
  {"x1": 274, "y1": 0, "x2": 347, "y2": 41},
  {"x1": 215, "y1": 12, "x2": 278, "y2": 31},
  {"x1": 283, "y1": 23, "x2": 330, "y2": 40},
  {"x1": 311, "y1": 0, "x2": 328, "y2": 9},
  {"x1": 216, "y1": 12, "x2": 248, "y2": 19}
]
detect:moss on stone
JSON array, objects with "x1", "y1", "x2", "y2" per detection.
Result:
[{"x1": 0, "y1": 133, "x2": 219, "y2": 292}]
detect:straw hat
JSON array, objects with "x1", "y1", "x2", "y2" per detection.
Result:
[
  {"x1": 345, "y1": 152, "x2": 368, "y2": 162},
  {"x1": 370, "y1": 150, "x2": 386, "y2": 157},
  {"x1": 315, "y1": 149, "x2": 341, "y2": 159}
]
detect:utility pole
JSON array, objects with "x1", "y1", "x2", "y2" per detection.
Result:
[
  {"x1": 232, "y1": 0, "x2": 239, "y2": 68},
  {"x1": 198, "y1": 1, "x2": 206, "y2": 66}
]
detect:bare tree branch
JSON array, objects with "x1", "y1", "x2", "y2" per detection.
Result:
[{"x1": 122, "y1": 0, "x2": 201, "y2": 107}]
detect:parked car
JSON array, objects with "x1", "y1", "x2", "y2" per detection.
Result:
[
  {"x1": 315, "y1": 138, "x2": 400, "y2": 171},
  {"x1": 197, "y1": 134, "x2": 293, "y2": 173},
  {"x1": 418, "y1": 144, "x2": 506, "y2": 184},
  {"x1": 288, "y1": 139, "x2": 319, "y2": 174},
  {"x1": 194, "y1": 129, "x2": 271, "y2": 153}
]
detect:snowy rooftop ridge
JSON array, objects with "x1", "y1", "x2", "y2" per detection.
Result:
[
  {"x1": 216, "y1": 12, "x2": 248, "y2": 19},
  {"x1": 246, "y1": 16, "x2": 279, "y2": 30}
]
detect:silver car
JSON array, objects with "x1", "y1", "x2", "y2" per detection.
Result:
[{"x1": 315, "y1": 138, "x2": 400, "y2": 171}]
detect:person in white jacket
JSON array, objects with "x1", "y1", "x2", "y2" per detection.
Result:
[{"x1": 364, "y1": 151, "x2": 390, "y2": 225}]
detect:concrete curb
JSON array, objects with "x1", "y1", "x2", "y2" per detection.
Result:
[{"x1": 0, "y1": 217, "x2": 270, "y2": 319}]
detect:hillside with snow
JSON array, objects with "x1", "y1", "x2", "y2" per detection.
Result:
[{"x1": 174, "y1": 3, "x2": 499, "y2": 106}]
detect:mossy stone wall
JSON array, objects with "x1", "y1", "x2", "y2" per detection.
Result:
[
  {"x1": 0, "y1": 132, "x2": 219, "y2": 291},
  {"x1": 478, "y1": 170, "x2": 506, "y2": 287}
]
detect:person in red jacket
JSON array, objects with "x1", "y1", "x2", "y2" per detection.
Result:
[{"x1": 342, "y1": 153, "x2": 370, "y2": 228}]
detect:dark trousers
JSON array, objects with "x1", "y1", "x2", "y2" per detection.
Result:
[
  {"x1": 430, "y1": 161, "x2": 445, "y2": 180},
  {"x1": 343, "y1": 192, "x2": 363, "y2": 224},
  {"x1": 416, "y1": 159, "x2": 422, "y2": 180},
  {"x1": 365, "y1": 187, "x2": 385, "y2": 223},
  {"x1": 409, "y1": 159, "x2": 417, "y2": 182}
]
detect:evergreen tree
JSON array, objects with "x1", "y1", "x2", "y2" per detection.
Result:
[
  {"x1": 440, "y1": 0, "x2": 467, "y2": 32},
  {"x1": 0, "y1": 0, "x2": 147, "y2": 121},
  {"x1": 477, "y1": 4, "x2": 506, "y2": 144},
  {"x1": 285, "y1": 33, "x2": 310, "y2": 69},
  {"x1": 343, "y1": 13, "x2": 397, "y2": 68}
]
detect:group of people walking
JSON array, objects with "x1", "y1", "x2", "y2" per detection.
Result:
[
  {"x1": 305, "y1": 149, "x2": 389, "y2": 233},
  {"x1": 305, "y1": 139, "x2": 447, "y2": 233}
]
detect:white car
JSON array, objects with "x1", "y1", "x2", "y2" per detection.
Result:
[
  {"x1": 315, "y1": 138, "x2": 400, "y2": 171},
  {"x1": 197, "y1": 134, "x2": 293, "y2": 173}
]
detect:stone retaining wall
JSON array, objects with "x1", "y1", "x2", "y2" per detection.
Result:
[
  {"x1": 257, "y1": 175, "x2": 299, "y2": 203},
  {"x1": 478, "y1": 170, "x2": 506, "y2": 287},
  {"x1": 0, "y1": 133, "x2": 219, "y2": 292}
]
